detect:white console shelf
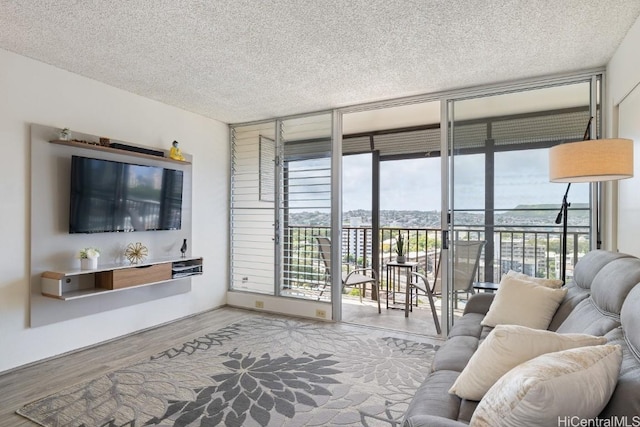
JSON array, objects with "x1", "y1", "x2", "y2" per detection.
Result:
[{"x1": 41, "y1": 256, "x2": 203, "y2": 301}]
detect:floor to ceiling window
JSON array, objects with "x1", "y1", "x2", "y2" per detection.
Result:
[{"x1": 229, "y1": 72, "x2": 603, "y2": 329}]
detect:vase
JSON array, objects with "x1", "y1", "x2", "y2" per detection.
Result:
[
  {"x1": 81, "y1": 257, "x2": 98, "y2": 270},
  {"x1": 396, "y1": 255, "x2": 406, "y2": 264}
]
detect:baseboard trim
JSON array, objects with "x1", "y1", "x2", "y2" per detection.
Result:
[{"x1": 1, "y1": 304, "x2": 228, "y2": 377}]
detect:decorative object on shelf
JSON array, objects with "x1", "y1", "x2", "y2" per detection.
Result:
[
  {"x1": 169, "y1": 140, "x2": 186, "y2": 161},
  {"x1": 395, "y1": 233, "x2": 406, "y2": 263},
  {"x1": 180, "y1": 238, "x2": 187, "y2": 257},
  {"x1": 78, "y1": 247, "x2": 100, "y2": 270},
  {"x1": 59, "y1": 128, "x2": 71, "y2": 141},
  {"x1": 99, "y1": 137, "x2": 111, "y2": 146},
  {"x1": 125, "y1": 242, "x2": 148, "y2": 264}
]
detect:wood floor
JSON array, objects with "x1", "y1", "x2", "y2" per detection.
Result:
[
  {"x1": 0, "y1": 305, "x2": 443, "y2": 426},
  {"x1": 0, "y1": 307, "x2": 253, "y2": 427}
]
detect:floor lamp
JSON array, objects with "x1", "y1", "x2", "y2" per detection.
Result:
[{"x1": 549, "y1": 138, "x2": 634, "y2": 284}]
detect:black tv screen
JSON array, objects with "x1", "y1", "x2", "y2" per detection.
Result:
[{"x1": 69, "y1": 156, "x2": 183, "y2": 233}]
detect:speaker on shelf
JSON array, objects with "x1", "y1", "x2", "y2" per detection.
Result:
[{"x1": 109, "y1": 142, "x2": 165, "y2": 157}]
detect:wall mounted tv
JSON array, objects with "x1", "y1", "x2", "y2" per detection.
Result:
[{"x1": 69, "y1": 156, "x2": 184, "y2": 233}]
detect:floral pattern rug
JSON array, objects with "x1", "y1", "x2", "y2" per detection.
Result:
[{"x1": 17, "y1": 316, "x2": 439, "y2": 427}]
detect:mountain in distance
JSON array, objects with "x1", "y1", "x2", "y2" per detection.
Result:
[{"x1": 288, "y1": 203, "x2": 590, "y2": 228}]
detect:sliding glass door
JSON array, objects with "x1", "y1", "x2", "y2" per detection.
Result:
[{"x1": 443, "y1": 80, "x2": 598, "y2": 330}]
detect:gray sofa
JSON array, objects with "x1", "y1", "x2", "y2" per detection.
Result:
[{"x1": 403, "y1": 250, "x2": 640, "y2": 426}]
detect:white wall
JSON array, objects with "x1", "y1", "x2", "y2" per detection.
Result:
[
  {"x1": 0, "y1": 48, "x2": 229, "y2": 373},
  {"x1": 606, "y1": 15, "x2": 640, "y2": 256},
  {"x1": 617, "y1": 87, "x2": 640, "y2": 254}
]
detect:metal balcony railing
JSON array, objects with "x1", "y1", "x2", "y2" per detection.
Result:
[{"x1": 283, "y1": 225, "x2": 589, "y2": 295}]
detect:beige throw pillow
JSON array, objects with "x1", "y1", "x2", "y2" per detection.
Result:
[
  {"x1": 505, "y1": 270, "x2": 564, "y2": 289},
  {"x1": 449, "y1": 325, "x2": 607, "y2": 401},
  {"x1": 470, "y1": 344, "x2": 622, "y2": 427},
  {"x1": 481, "y1": 275, "x2": 567, "y2": 329}
]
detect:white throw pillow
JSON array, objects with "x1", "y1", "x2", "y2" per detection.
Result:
[
  {"x1": 481, "y1": 275, "x2": 567, "y2": 329},
  {"x1": 470, "y1": 344, "x2": 622, "y2": 427},
  {"x1": 506, "y1": 270, "x2": 564, "y2": 289},
  {"x1": 449, "y1": 325, "x2": 607, "y2": 400}
]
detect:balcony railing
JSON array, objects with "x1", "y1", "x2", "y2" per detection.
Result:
[{"x1": 283, "y1": 225, "x2": 589, "y2": 295}]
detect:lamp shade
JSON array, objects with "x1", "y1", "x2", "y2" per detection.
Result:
[{"x1": 549, "y1": 138, "x2": 634, "y2": 183}]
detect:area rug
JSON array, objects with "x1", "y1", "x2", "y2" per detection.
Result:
[{"x1": 18, "y1": 316, "x2": 440, "y2": 427}]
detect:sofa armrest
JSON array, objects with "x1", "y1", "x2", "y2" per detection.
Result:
[
  {"x1": 462, "y1": 293, "x2": 494, "y2": 315},
  {"x1": 403, "y1": 414, "x2": 470, "y2": 427}
]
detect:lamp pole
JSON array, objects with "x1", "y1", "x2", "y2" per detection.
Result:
[
  {"x1": 555, "y1": 183, "x2": 571, "y2": 284},
  {"x1": 553, "y1": 117, "x2": 591, "y2": 285}
]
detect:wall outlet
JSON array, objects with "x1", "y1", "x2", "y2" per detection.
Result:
[
  {"x1": 255, "y1": 300, "x2": 264, "y2": 309},
  {"x1": 315, "y1": 309, "x2": 327, "y2": 319}
]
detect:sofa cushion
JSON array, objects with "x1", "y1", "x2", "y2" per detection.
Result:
[
  {"x1": 481, "y1": 276, "x2": 566, "y2": 329},
  {"x1": 549, "y1": 251, "x2": 633, "y2": 331},
  {"x1": 404, "y1": 370, "x2": 462, "y2": 422},
  {"x1": 572, "y1": 250, "x2": 634, "y2": 291},
  {"x1": 470, "y1": 345, "x2": 622, "y2": 427},
  {"x1": 600, "y1": 326, "x2": 640, "y2": 418},
  {"x1": 548, "y1": 280, "x2": 590, "y2": 331},
  {"x1": 461, "y1": 293, "x2": 495, "y2": 316},
  {"x1": 403, "y1": 414, "x2": 469, "y2": 427},
  {"x1": 557, "y1": 257, "x2": 640, "y2": 335},
  {"x1": 447, "y1": 313, "x2": 485, "y2": 338},
  {"x1": 555, "y1": 298, "x2": 621, "y2": 336},
  {"x1": 449, "y1": 324, "x2": 607, "y2": 401},
  {"x1": 457, "y1": 399, "x2": 479, "y2": 424},
  {"x1": 620, "y1": 284, "x2": 640, "y2": 362},
  {"x1": 599, "y1": 285, "x2": 640, "y2": 418},
  {"x1": 431, "y1": 335, "x2": 479, "y2": 372},
  {"x1": 591, "y1": 257, "x2": 640, "y2": 315}
]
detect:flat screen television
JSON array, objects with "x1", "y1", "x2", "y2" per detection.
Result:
[{"x1": 69, "y1": 155, "x2": 184, "y2": 233}]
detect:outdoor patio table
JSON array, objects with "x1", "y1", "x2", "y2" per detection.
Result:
[
  {"x1": 472, "y1": 281, "x2": 499, "y2": 293},
  {"x1": 386, "y1": 261, "x2": 418, "y2": 317}
]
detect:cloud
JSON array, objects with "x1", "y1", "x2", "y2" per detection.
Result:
[{"x1": 301, "y1": 148, "x2": 590, "y2": 213}]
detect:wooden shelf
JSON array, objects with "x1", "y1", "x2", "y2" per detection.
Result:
[
  {"x1": 49, "y1": 139, "x2": 191, "y2": 165},
  {"x1": 41, "y1": 257, "x2": 203, "y2": 301}
]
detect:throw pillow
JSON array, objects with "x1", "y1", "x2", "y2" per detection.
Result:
[
  {"x1": 449, "y1": 324, "x2": 607, "y2": 401},
  {"x1": 505, "y1": 270, "x2": 564, "y2": 289},
  {"x1": 481, "y1": 275, "x2": 567, "y2": 329},
  {"x1": 470, "y1": 344, "x2": 622, "y2": 427}
]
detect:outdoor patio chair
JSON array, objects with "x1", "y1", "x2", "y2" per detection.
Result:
[
  {"x1": 316, "y1": 236, "x2": 381, "y2": 313},
  {"x1": 410, "y1": 239, "x2": 486, "y2": 317},
  {"x1": 407, "y1": 270, "x2": 442, "y2": 334}
]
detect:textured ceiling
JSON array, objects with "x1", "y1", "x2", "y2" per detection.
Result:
[{"x1": 1, "y1": 1, "x2": 639, "y2": 124}]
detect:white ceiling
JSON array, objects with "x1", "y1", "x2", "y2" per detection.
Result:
[{"x1": 1, "y1": 1, "x2": 639, "y2": 124}]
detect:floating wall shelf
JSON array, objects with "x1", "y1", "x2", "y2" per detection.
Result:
[
  {"x1": 41, "y1": 257, "x2": 203, "y2": 301},
  {"x1": 49, "y1": 139, "x2": 192, "y2": 165}
]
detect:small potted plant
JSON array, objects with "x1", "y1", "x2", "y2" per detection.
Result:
[
  {"x1": 59, "y1": 128, "x2": 71, "y2": 141},
  {"x1": 79, "y1": 247, "x2": 100, "y2": 270},
  {"x1": 395, "y1": 234, "x2": 406, "y2": 263}
]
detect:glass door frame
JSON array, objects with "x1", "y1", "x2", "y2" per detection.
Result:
[{"x1": 440, "y1": 72, "x2": 604, "y2": 334}]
